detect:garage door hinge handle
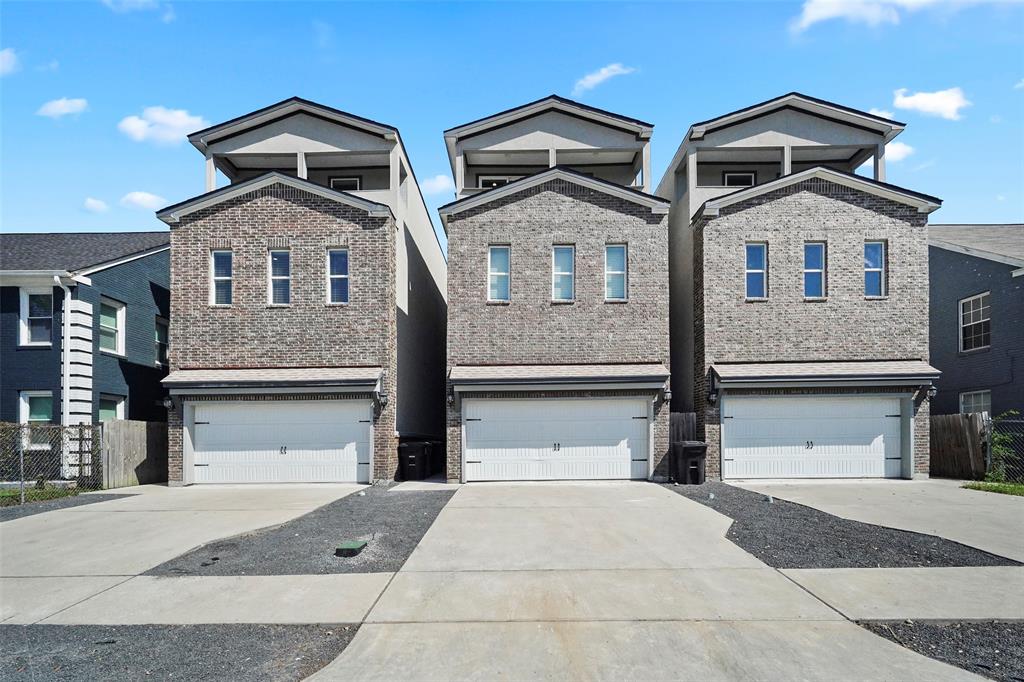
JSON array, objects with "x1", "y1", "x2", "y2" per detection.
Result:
[
  {"x1": 195, "y1": 421, "x2": 210, "y2": 425},
  {"x1": 194, "y1": 463, "x2": 210, "y2": 467},
  {"x1": 886, "y1": 414, "x2": 901, "y2": 418},
  {"x1": 632, "y1": 416, "x2": 648, "y2": 420},
  {"x1": 465, "y1": 418, "x2": 482, "y2": 422},
  {"x1": 358, "y1": 420, "x2": 371, "y2": 423}
]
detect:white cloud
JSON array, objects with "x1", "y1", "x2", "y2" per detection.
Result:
[
  {"x1": 118, "y1": 106, "x2": 209, "y2": 145},
  {"x1": 37, "y1": 97, "x2": 89, "y2": 118},
  {"x1": 893, "y1": 87, "x2": 971, "y2": 120},
  {"x1": 885, "y1": 140, "x2": 915, "y2": 162},
  {"x1": 572, "y1": 63, "x2": 636, "y2": 96},
  {"x1": 790, "y1": 0, "x2": 1013, "y2": 33},
  {"x1": 83, "y1": 197, "x2": 109, "y2": 213},
  {"x1": 120, "y1": 191, "x2": 166, "y2": 210},
  {"x1": 420, "y1": 174, "x2": 455, "y2": 195},
  {"x1": 312, "y1": 20, "x2": 334, "y2": 50},
  {"x1": 36, "y1": 59, "x2": 59, "y2": 72},
  {"x1": 869, "y1": 107, "x2": 895, "y2": 119},
  {"x1": 161, "y1": 4, "x2": 176, "y2": 22},
  {"x1": 912, "y1": 159, "x2": 936, "y2": 172},
  {"x1": 0, "y1": 48, "x2": 20, "y2": 76},
  {"x1": 1015, "y1": 79, "x2": 1024, "y2": 90},
  {"x1": 102, "y1": 0, "x2": 175, "y2": 22},
  {"x1": 997, "y1": 194, "x2": 1006, "y2": 202}
]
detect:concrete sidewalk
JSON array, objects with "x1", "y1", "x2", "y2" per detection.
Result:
[{"x1": 735, "y1": 479, "x2": 1024, "y2": 561}]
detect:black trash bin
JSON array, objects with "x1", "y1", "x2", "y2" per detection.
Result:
[
  {"x1": 670, "y1": 441, "x2": 707, "y2": 484},
  {"x1": 398, "y1": 442, "x2": 431, "y2": 481}
]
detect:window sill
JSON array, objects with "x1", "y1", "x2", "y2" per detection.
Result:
[
  {"x1": 325, "y1": 302, "x2": 350, "y2": 307},
  {"x1": 551, "y1": 300, "x2": 575, "y2": 305},
  {"x1": 958, "y1": 346, "x2": 991, "y2": 356},
  {"x1": 486, "y1": 300, "x2": 510, "y2": 306},
  {"x1": 17, "y1": 342, "x2": 52, "y2": 349},
  {"x1": 604, "y1": 299, "x2": 629, "y2": 304},
  {"x1": 864, "y1": 296, "x2": 889, "y2": 301},
  {"x1": 100, "y1": 349, "x2": 126, "y2": 358},
  {"x1": 744, "y1": 297, "x2": 769, "y2": 303},
  {"x1": 803, "y1": 297, "x2": 828, "y2": 303},
  {"x1": 266, "y1": 304, "x2": 292, "y2": 308},
  {"x1": 208, "y1": 304, "x2": 232, "y2": 309}
]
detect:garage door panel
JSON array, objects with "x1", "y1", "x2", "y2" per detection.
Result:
[
  {"x1": 722, "y1": 396, "x2": 902, "y2": 479},
  {"x1": 464, "y1": 398, "x2": 648, "y2": 482}
]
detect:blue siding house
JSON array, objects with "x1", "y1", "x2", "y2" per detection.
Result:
[
  {"x1": 928, "y1": 224, "x2": 1024, "y2": 417},
  {"x1": 1, "y1": 232, "x2": 170, "y2": 428}
]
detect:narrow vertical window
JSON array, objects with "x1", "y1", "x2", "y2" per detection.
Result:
[
  {"x1": 803, "y1": 242, "x2": 826, "y2": 298},
  {"x1": 488, "y1": 245, "x2": 510, "y2": 302},
  {"x1": 211, "y1": 250, "x2": 233, "y2": 305},
  {"x1": 99, "y1": 297, "x2": 125, "y2": 355},
  {"x1": 328, "y1": 249, "x2": 350, "y2": 304},
  {"x1": 269, "y1": 250, "x2": 291, "y2": 305},
  {"x1": 155, "y1": 317, "x2": 169, "y2": 365},
  {"x1": 605, "y1": 244, "x2": 628, "y2": 301},
  {"x1": 864, "y1": 241, "x2": 886, "y2": 297},
  {"x1": 745, "y1": 243, "x2": 767, "y2": 299},
  {"x1": 20, "y1": 289, "x2": 53, "y2": 345},
  {"x1": 552, "y1": 245, "x2": 575, "y2": 302},
  {"x1": 959, "y1": 292, "x2": 991, "y2": 351}
]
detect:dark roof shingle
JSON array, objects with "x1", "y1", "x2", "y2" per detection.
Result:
[{"x1": 0, "y1": 232, "x2": 170, "y2": 272}]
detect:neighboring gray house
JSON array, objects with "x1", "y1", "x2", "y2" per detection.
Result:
[
  {"x1": 657, "y1": 93, "x2": 942, "y2": 480},
  {"x1": 440, "y1": 97, "x2": 671, "y2": 483},
  {"x1": 158, "y1": 98, "x2": 447, "y2": 485},
  {"x1": 1, "y1": 232, "x2": 170, "y2": 452},
  {"x1": 928, "y1": 224, "x2": 1024, "y2": 417}
]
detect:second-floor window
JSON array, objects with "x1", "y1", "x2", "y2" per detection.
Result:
[
  {"x1": 268, "y1": 250, "x2": 291, "y2": 305},
  {"x1": 959, "y1": 390, "x2": 991, "y2": 415},
  {"x1": 605, "y1": 244, "x2": 628, "y2": 301},
  {"x1": 723, "y1": 171, "x2": 756, "y2": 187},
  {"x1": 745, "y1": 243, "x2": 767, "y2": 299},
  {"x1": 99, "y1": 297, "x2": 126, "y2": 355},
  {"x1": 479, "y1": 176, "x2": 519, "y2": 189},
  {"x1": 329, "y1": 177, "x2": 360, "y2": 191},
  {"x1": 20, "y1": 289, "x2": 52, "y2": 346},
  {"x1": 328, "y1": 249, "x2": 350, "y2": 304},
  {"x1": 803, "y1": 242, "x2": 826, "y2": 298},
  {"x1": 552, "y1": 245, "x2": 575, "y2": 302},
  {"x1": 864, "y1": 241, "x2": 886, "y2": 297},
  {"x1": 488, "y1": 245, "x2": 510, "y2": 302},
  {"x1": 959, "y1": 292, "x2": 991, "y2": 352},
  {"x1": 155, "y1": 317, "x2": 169, "y2": 366},
  {"x1": 211, "y1": 250, "x2": 233, "y2": 305}
]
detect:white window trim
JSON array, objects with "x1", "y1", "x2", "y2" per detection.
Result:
[
  {"x1": 326, "y1": 248, "x2": 350, "y2": 305},
  {"x1": 267, "y1": 249, "x2": 292, "y2": 306},
  {"x1": 18, "y1": 287, "x2": 53, "y2": 347},
  {"x1": 209, "y1": 250, "x2": 233, "y2": 307},
  {"x1": 864, "y1": 240, "x2": 887, "y2": 298},
  {"x1": 745, "y1": 242, "x2": 768, "y2": 299},
  {"x1": 155, "y1": 316, "x2": 169, "y2": 366},
  {"x1": 478, "y1": 175, "x2": 522, "y2": 189},
  {"x1": 329, "y1": 176, "x2": 361, "y2": 191},
  {"x1": 98, "y1": 393, "x2": 126, "y2": 421},
  {"x1": 19, "y1": 390, "x2": 54, "y2": 450},
  {"x1": 551, "y1": 245, "x2": 575, "y2": 302},
  {"x1": 959, "y1": 390, "x2": 991, "y2": 416},
  {"x1": 723, "y1": 171, "x2": 756, "y2": 187},
  {"x1": 99, "y1": 296, "x2": 126, "y2": 356},
  {"x1": 487, "y1": 245, "x2": 511, "y2": 303},
  {"x1": 803, "y1": 242, "x2": 827, "y2": 299},
  {"x1": 604, "y1": 244, "x2": 628, "y2": 302},
  {"x1": 958, "y1": 291, "x2": 991, "y2": 352}
]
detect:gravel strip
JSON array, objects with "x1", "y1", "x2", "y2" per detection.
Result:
[
  {"x1": 0, "y1": 494, "x2": 132, "y2": 523},
  {"x1": 147, "y1": 484, "x2": 455, "y2": 576},
  {"x1": 862, "y1": 620, "x2": 1024, "y2": 682},
  {"x1": 664, "y1": 481, "x2": 1018, "y2": 568},
  {"x1": 0, "y1": 623, "x2": 357, "y2": 682}
]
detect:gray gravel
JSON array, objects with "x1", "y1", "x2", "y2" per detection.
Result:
[
  {"x1": 147, "y1": 484, "x2": 454, "y2": 576},
  {"x1": 664, "y1": 481, "x2": 1019, "y2": 568},
  {"x1": 0, "y1": 623, "x2": 357, "y2": 682},
  {"x1": 862, "y1": 621, "x2": 1024, "y2": 682},
  {"x1": 0, "y1": 494, "x2": 131, "y2": 523}
]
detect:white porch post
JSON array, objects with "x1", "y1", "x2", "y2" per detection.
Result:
[
  {"x1": 782, "y1": 145, "x2": 792, "y2": 176},
  {"x1": 205, "y1": 153, "x2": 216, "y2": 192},
  {"x1": 874, "y1": 143, "x2": 886, "y2": 182},
  {"x1": 641, "y1": 143, "x2": 652, "y2": 192},
  {"x1": 548, "y1": 147, "x2": 557, "y2": 168},
  {"x1": 296, "y1": 151, "x2": 308, "y2": 180},
  {"x1": 455, "y1": 152, "x2": 465, "y2": 195}
]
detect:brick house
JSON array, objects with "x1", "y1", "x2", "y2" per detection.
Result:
[
  {"x1": 656, "y1": 93, "x2": 942, "y2": 480},
  {"x1": 439, "y1": 97, "x2": 671, "y2": 483},
  {"x1": 158, "y1": 98, "x2": 447, "y2": 485}
]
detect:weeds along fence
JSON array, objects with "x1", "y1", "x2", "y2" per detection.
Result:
[
  {"x1": 930, "y1": 412, "x2": 1024, "y2": 483},
  {"x1": 987, "y1": 416, "x2": 1024, "y2": 484},
  {"x1": 0, "y1": 423, "x2": 102, "y2": 506}
]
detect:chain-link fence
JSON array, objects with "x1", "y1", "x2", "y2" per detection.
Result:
[
  {"x1": 0, "y1": 423, "x2": 102, "y2": 506},
  {"x1": 986, "y1": 415, "x2": 1024, "y2": 483}
]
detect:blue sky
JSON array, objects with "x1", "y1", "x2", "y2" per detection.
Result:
[{"x1": 2, "y1": 0, "x2": 1022, "y2": 253}]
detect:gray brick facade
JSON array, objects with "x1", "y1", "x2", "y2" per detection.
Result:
[
  {"x1": 445, "y1": 179, "x2": 671, "y2": 482},
  {"x1": 166, "y1": 183, "x2": 399, "y2": 482},
  {"x1": 693, "y1": 178, "x2": 932, "y2": 478}
]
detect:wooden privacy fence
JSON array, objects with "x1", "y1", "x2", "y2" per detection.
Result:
[
  {"x1": 930, "y1": 413, "x2": 987, "y2": 480},
  {"x1": 102, "y1": 420, "x2": 168, "y2": 489}
]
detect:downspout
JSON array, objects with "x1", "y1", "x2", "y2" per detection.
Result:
[{"x1": 54, "y1": 276, "x2": 73, "y2": 426}]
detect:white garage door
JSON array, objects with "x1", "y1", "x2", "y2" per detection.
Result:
[
  {"x1": 722, "y1": 395, "x2": 902, "y2": 479},
  {"x1": 463, "y1": 398, "x2": 649, "y2": 481},
  {"x1": 191, "y1": 400, "x2": 371, "y2": 483}
]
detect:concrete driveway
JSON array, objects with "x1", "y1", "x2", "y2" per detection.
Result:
[
  {"x1": 313, "y1": 482, "x2": 976, "y2": 681},
  {"x1": 735, "y1": 478, "x2": 1024, "y2": 562},
  {"x1": 0, "y1": 484, "x2": 362, "y2": 624}
]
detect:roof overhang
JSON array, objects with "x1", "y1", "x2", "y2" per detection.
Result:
[
  {"x1": 188, "y1": 97, "x2": 397, "y2": 154},
  {"x1": 700, "y1": 166, "x2": 941, "y2": 218},
  {"x1": 438, "y1": 167, "x2": 669, "y2": 228},
  {"x1": 710, "y1": 360, "x2": 940, "y2": 390},
  {"x1": 163, "y1": 366, "x2": 383, "y2": 396},
  {"x1": 157, "y1": 172, "x2": 393, "y2": 225},
  {"x1": 449, "y1": 363, "x2": 670, "y2": 393},
  {"x1": 928, "y1": 238, "x2": 1024, "y2": 270},
  {"x1": 0, "y1": 270, "x2": 89, "y2": 287}
]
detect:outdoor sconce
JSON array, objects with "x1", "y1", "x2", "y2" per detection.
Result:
[{"x1": 926, "y1": 386, "x2": 938, "y2": 400}]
